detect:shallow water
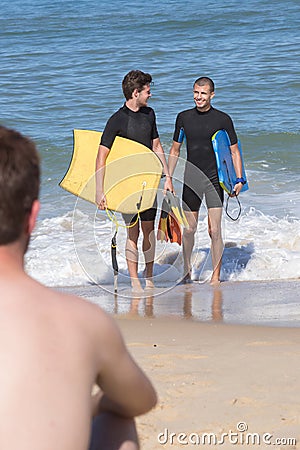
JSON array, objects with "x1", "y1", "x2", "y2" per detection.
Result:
[{"x1": 1, "y1": 0, "x2": 299, "y2": 286}]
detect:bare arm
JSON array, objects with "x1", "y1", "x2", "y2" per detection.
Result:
[
  {"x1": 152, "y1": 137, "x2": 174, "y2": 193},
  {"x1": 93, "y1": 312, "x2": 157, "y2": 419},
  {"x1": 95, "y1": 144, "x2": 110, "y2": 208},
  {"x1": 230, "y1": 142, "x2": 244, "y2": 196},
  {"x1": 168, "y1": 140, "x2": 182, "y2": 178}
]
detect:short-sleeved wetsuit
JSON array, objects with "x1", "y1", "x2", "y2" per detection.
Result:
[
  {"x1": 101, "y1": 104, "x2": 159, "y2": 223},
  {"x1": 173, "y1": 106, "x2": 238, "y2": 211}
]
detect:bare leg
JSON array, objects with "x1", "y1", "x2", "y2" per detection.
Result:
[
  {"x1": 89, "y1": 413, "x2": 139, "y2": 450},
  {"x1": 182, "y1": 211, "x2": 199, "y2": 282},
  {"x1": 141, "y1": 220, "x2": 155, "y2": 289},
  {"x1": 126, "y1": 222, "x2": 143, "y2": 292},
  {"x1": 207, "y1": 207, "x2": 223, "y2": 285}
]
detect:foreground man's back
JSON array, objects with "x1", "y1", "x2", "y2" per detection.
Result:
[
  {"x1": 0, "y1": 277, "x2": 156, "y2": 449},
  {"x1": 0, "y1": 125, "x2": 157, "y2": 450}
]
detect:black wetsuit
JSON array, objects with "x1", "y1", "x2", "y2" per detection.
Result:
[
  {"x1": 173, "y1": 107, "x2": 238, "y2": 211},
  {"x1": 101, "y1": 104, "x2": 159, "y2": 222}
]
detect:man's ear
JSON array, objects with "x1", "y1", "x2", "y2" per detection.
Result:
[
  {"x1": 27, "y1": 200, "x2": 40, "y2": 235},
  {"x1": 133, "y1": 88, "x2": 139, "y2": 98}
]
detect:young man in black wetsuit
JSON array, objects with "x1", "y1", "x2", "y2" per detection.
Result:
[
  {"x1": 168, "y1": 77, "x2": 245, "y2": 285},
  {"x1": 96, "y1": 70, "x2": 173, "y2": 293}
]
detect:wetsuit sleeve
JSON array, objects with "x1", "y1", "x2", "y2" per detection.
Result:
[
  {"x1": 100, "y1": 113, "x2": 120, "y2": 150},
  {"x1": 172, "y1": 113, "x2": 184, "y2": 142},
  {"x1": 151, "y1": 109, "x2": 159, "y2": 140},
  {"x1": 223, "y1": 114, "x2": 238, "y2": 146}
]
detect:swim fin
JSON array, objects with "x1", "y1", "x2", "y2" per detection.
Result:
[
  {"x1": 166, "y1": 191, "x2": 188, "y2": 228},
  {"x1": 157, "y1": 197, "x2": 182, "y2": 245},
  {"x1": 157, "y1": 198, "x2": 170, "y2": 242},
  {"x1": 167, "y1": 212, "x2": 182, "y2": 245}
]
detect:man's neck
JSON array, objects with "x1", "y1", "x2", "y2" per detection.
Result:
[
  {"x1": 196, "y1": 105, "x2": 212, "y2": 113},
  {"x1": 0, "y1": 242, "x2": 25, "y2": 272},
  {"x1": 125, "y1": 98, "x2": 140, "y2": 112}
]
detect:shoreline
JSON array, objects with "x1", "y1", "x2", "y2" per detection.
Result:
[{"x1": 55, "y1": 279, "x2": 300, "y2": 328}]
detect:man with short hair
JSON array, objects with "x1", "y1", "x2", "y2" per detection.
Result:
[
  {"x1": 96, "y1": 70, "x2": 173, "y2": 292},
  {"x1": 168, "y1": 77, "x2": 245, "y2": 285},
  {"x1": 0, "y1": 125, "x2": 157, "y2": 450}
]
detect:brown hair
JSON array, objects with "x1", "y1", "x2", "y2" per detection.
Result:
[
  {"x1": 0, "y1": 126, "x2": 40, "y2": 244},
  {"x1": 122, "y1": 70, "x2": 152, "y2": 100}
]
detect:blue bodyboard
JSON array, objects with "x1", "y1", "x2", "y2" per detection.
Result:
[{"x1": 212, "y1": 130, "x2": 248, "y2": 195}]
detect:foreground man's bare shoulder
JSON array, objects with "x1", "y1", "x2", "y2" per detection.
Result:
[{"x1": 50, "y1": 286, "x2": 122, "y2": 342}]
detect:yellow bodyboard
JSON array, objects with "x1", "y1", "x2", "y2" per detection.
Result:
[{"x1": 59, "y1": 129, "x2": 163, "y2": 214}]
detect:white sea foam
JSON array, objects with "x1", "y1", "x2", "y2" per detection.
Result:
[
  {"x1": 25, "y1": 205, "x2": 300, "y2": 288},
  {"x1": 222, "y1": 207, "x2": 300, "y2": 281}
]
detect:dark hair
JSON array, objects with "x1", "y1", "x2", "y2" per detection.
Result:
[
  {"x1": 0, "y1": 126, "x2": 40, "y2": 245},
  {"x1": 194, "y1": 76, "x2": 215, "y2": 93},
  {"x1": 122, "y1": 70, "x2": 152, "y2": 100}
]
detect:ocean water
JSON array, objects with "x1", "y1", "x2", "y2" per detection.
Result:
[{"x1": 1, "y1": 0, "x2": 299, "y2": 289}]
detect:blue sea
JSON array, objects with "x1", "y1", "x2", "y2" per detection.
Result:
[{"x1": 1, "y1": 0, "x2": 299, "y2": 288}]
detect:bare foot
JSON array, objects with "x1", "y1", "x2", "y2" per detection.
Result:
[
  {"x1": 145, "y1": 278, "x2": 155, "y2": 290},
  {"x1": 210, "y1": 278, "x2": 221, "y2": 287},
  {"x1": 131, "y1": 279, "x2": 144, "y2": 294}
]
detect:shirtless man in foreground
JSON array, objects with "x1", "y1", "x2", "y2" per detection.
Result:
[{"x1": 0, "y1": 125, "x2": 157, "y2": 449}]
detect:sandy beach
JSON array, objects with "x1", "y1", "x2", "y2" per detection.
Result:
[
  {"x1": 119, "y1": 317, "x2": 300, "y2": 449},
  {"x1": 57, "y1": 280, "x2": 300, "y2": 448}
]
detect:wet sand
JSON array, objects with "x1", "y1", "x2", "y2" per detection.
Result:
[{"x1": 57, "y1": 279, "x2": 300, "y2": 326}]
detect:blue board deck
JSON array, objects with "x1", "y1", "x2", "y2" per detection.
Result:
[{"x1": 212, "y1": 129, "x2": 249, "y2": 195}]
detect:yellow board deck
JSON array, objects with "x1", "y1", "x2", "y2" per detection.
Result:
[{"x1": 59, "y1": 129, "x2": 163, "y2": 214}]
